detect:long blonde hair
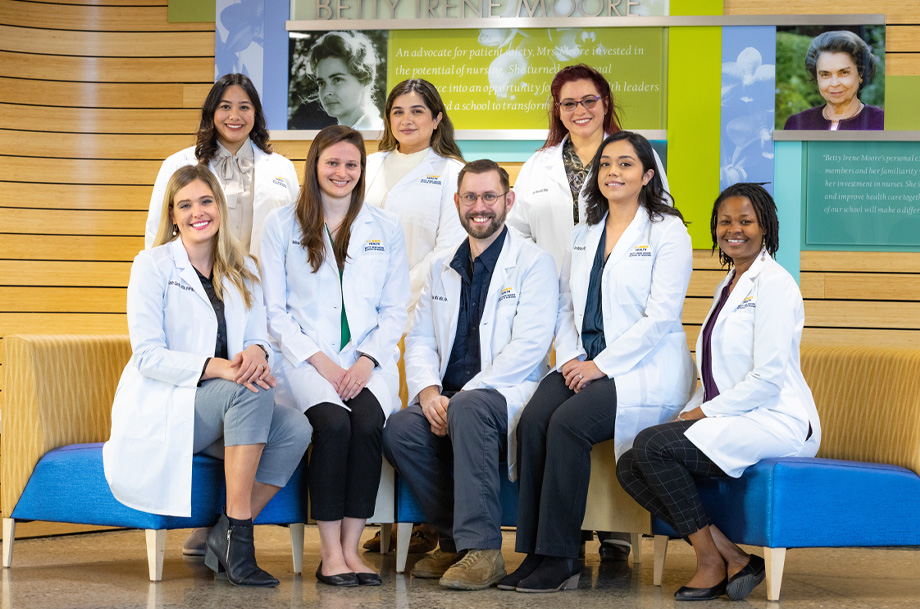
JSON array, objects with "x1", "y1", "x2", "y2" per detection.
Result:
[{"x1": 153, "y1": 165, "x2": 260, "y2": 308}]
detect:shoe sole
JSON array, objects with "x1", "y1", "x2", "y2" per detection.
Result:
[
  {"x1": 726, "y1": 570, "x2": 765, "y2": 601},
  {"x1": 515, "y1": 572, "x2": 581, "y2": 593},
  {"x1": 412, "y1": 570, "x2": 448, "y2": 579},
  {"x1": 182, "y1": 548, "x2": 206, "y2": 557},
  {"x1": 439, "y1": 572, "x2": 506, "y2": 590}
]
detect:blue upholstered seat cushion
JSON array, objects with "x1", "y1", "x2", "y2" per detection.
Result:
[
  {"x1": 12, "y1": 443, "x2": 307, "y2": 529},
  {"x1": 651, "y1": 457, "x2": 920, "y2": 548},
  {"x1": 395, "y1": 467, "x2": 519, "y2": 527}
]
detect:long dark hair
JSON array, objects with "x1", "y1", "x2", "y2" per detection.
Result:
[
  {"x1": 583, "y1": 131, "x2": 682, "y2": 226},
  {"x1": 378, "y1": 79, "x2": 464, "y2": 163},
  {"x1": 296, "y1": 125, "x2": 366, "y2": 272},
  {"x1": 542, "y1": 64, "x2": 621, "y2": 150},
  {"x1": 710, "y1": 182, "x2": 778, "y2": 268},
  {"x1": 195, "y1": 73, "x2": 272, "y2": 164}
]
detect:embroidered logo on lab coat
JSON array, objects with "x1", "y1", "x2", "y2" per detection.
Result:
[
  {"x1": 272, "y1": 176, "x2": 287, "y2": 188},
  {"x1": 431, "y1": 294, "x2": 448, "y2": 302},
  {"x1": 498, "y1": 286, "x2": 516, "y2": 303},
  {"x1": 629, "y1": 245, "x2": 651, "y2": 258},
  {"x1": 737, "y1": 295, "x2": 756, "y2": 310},
  {"x1": 364, "y1": 239, "x2": 386, "y2": 253},
  {"x1": 420, "y1": 174, "x2": 442, "y2": 186},
  {"x1": 168, "y1": 280, "x2": 195, "y2": 293}
]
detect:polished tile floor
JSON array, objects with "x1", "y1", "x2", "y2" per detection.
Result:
[{"x1": 3, "y1": 526, "x2": 919, "y2": 608}]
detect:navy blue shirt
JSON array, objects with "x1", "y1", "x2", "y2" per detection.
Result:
[
  {"x1": 442, "y1": 226, "x2": 507, "y2": 393},
  {"x1": 581, "y1": 224, "x2": 608, "y2": 360}
]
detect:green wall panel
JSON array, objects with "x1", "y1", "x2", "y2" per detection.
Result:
[
  {"x1": 885, "y1": 76, "x2": 920, "y2": 131},
  {"x1": 667, "y1": 26, "x2": 722, "y2": 248},
  {"x1": 168, "y1": 0, "x2": 215, "y2": 23}
]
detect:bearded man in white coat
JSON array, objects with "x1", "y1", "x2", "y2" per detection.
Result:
[{"x1": 383, "y1": 159, "x2": 558, "y2": 591}]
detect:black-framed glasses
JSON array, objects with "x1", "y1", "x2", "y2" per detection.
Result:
[
  {"x1": 556, "y1": 95, "x2": 601, "y2": 112},
  {"x1": 459, "y1": 192, "x2": 508, "y2": 205}
]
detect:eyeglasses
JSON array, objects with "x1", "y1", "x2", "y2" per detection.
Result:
[
  {"x1": 459, "y1": 192, "x2": 508, "y2": 204},
  {"x1": 556, "y1": 95, "x2": 601, "y2": 112}
]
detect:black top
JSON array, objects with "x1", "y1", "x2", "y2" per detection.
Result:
[
  {"x1": 195, "y1": 267, "x2": 229, "y2": 360},
  {"x1": 581, "y1": 224, "x2": 608, "y2": 360},
  {"x1": 442, "y1": 226, "x2": 507, "y2": 393}
]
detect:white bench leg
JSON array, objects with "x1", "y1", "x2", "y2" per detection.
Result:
[
  {"x1": 395, "y1": 522, "x2": 413, "y2": 573},
  {"x1": 145, "y1": 530, "x2": 166, "y2": 582},
  {"x1": 289, "y1": 523, "x2": 305, "y2": 574},
  {"x1": 764, "y1": 547, "x2": 786, "y2": 601},
  {"x1": 379, "y1": 524, "x2": 392, "y2": 555},
  {"x1": 2, "y1": 519, "x2": 15, "y2": 568},
  {"x1": 653, "y1": 535, "x2": 669, "y2": 586},
  {"x1": 630, "y1": 532, "x2": 642, "y2": 564}
]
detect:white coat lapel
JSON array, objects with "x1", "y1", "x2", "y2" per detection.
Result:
[
  {"x1": 572, "y1": 222, "x2": 603, "y2": 319},
  {"x1": 169, "y1": 240, "x2": 211, "y2": 307},
  {"x1": 439, "y1": 251, "x2": 463, "y2": 376},
  {"x1": 479, "y1": 230, "x2": 516, "y2": 364},
  {"x1": 605, "y1": 208, "x2": 648, "y2": 268},
  {"x1": 712, "y1": 256, "x2": 767, "y2": 330}
]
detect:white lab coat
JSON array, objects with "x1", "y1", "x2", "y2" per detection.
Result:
[
  {"x1": 260, "y1": 204, "x2": 409, "y2": 417},
  {"x1": 682, "y1": 255, "x2": 822, "y2": 478},
  {"x1": 405, "y1": 228, "x2": 558, "y2": 479},
  {"x1": 103, "y1": 239, "x2": 271, "y2": 516},
  {"x1": 365, "y1": 149, "x2": 467, "y2": 317},
  {"x1": 554, "y1": 210, "x2": 695, "y2": 460},
  {"x1": 509, "y1": 136, "x2": 671, "y2": 273},
  {"x1": 144, "y1": 144, "x2": 300, "y2": 255}
]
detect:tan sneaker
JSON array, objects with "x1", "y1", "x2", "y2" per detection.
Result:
[
  {"x1": 411, "y1": 548, "x2": 463, "y2": 579},
  {"x1": 439, "y1": 549, "x2": 506, "y2": 590}
]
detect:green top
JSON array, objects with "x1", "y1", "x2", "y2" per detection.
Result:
[{"x1": 326, "y1": 225, "x2": 350, "y2": 351}]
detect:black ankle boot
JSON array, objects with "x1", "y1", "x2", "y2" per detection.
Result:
[
  {"x1": 204, "y1": 512, "x2": 279, "y2": 587},
  {"x1": 496, "y1": 553, "x2": 543, "y2": 590},
  {"x1": 515, "y1": 556, "x2": 581, "y2": 593}
]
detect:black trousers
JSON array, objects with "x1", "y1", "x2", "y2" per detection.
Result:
[
  {"x1": 514, "y1": 371, "x2": 617, "y2": 559},
  {"x1": 616, "y1": 420, "x2": 727, "y2": 537},
  {"x1": 305, "y1": 389, "x2": 385, "y2": 521}
]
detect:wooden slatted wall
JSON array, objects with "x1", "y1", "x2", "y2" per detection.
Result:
[{"x1": 1, "y1": 0, "x2": 918, "y2": 402}]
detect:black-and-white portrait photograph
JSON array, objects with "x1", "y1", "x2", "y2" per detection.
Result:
[{"x1": 288, "y1": 30, "x2": 388, "y2": 131}]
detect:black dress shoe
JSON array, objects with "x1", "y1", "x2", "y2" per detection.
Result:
[
  {"x1": 315, "y1": 563, "x2": 359, "y2": 587},
  {"x1": 204, "y1": 513, "x2": 279, "y2": 587},
  {"x1": 496, "y1": 554, "x2": 543, "y2": 590},
  {"x1": 356, "y1": 571, "x2": 383, "y2": 586},
  {"x1": 726, "y1": 555, "x2": 765, "y2": 601},
  {"x1": 674, "y1": 577, "x2": 727, "y2": 601},
  {"x1": 516, "y1": 557, "x2": 581, "y2": 593}
]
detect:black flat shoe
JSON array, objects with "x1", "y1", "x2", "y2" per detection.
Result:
[
  {"x1": 516, "y1": 557, "x2": 581, "y2": 593},
  {"x1": 496, "y1": 554, "x2": 543, "y2": 590},
  {"x1": 726, "y1": 555, "x2": 765, "y2": 601},
  {"x1": 674, "y1": 577, "x2": 728, "y2": 601},
  {"x1": 356, "y1": 571, "x2": 383, "y2": 586},
  {"x1": 315, "y1": 563, "x2": 359, "y2": 587}
]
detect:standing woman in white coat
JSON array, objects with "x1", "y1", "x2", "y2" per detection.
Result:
[
  {"x1": 260, "y1": 125, "x2": 410, "y2": 586},
  {"x1": 145, "y1": 73, "x2": 299, "y2": 256},
  {"x1": 501, "y1": 131, "x2": 694, "y2": 592},
  {"x1": 616, "y1": 183, "x2": 821, "y2": 602},
  {"x1": 363, "y1": 78, "x2": 467, "y2": 554},
  {"x1": 104, "y1": 165, "x2": 310, "y2": 587},
  {"x1": 508, "y1": 64, "x2": 671, "y2": 274}
]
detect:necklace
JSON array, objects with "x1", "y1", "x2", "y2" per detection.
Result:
[{"x1": 823, "y1": 100, "x2": 864, "y2": 122}]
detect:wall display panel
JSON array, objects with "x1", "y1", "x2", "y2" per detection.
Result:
[
  {"x1": 285, "y1": 26, "x2": 664, "y2": 132},
  {"x1": 720, "y1": 26, "x2": 776, "y2": 193},
  {"x1": 776, "y1": 25, "x2": 886, "y2": 131},
  {"x1": 804, "y1": 140, "x2": 920, "y2": 249}
]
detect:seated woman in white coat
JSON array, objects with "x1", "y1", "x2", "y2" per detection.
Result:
[
  {"x1": 616, "y1": 183, "x2": 822, "y2": 603},
  {"x1": 145, "y1": 73, "x2": 299, "y2": 256},
  {"x1": 260, "y1": 125, "x2": 410, "y2": 587},
  {"x1": 103, "y1": 165, "x2": 310, "y2": 587},
  {"x1": 501, "y1": 131, "x2": 695, "y2": 592}
]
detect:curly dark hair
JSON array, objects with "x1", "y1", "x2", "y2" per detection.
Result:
[
  {"x1": 805, "y1": 30, "x2": 878, "y2": 92},
  {"x1": 195, "y1": 73, "x2": 272, "y2": 164},
  {"x1": 710, "y1": 182, "x2": 779, "y2": 268},
  {"x1": 583, "y1": 131, "x2": 682, "y2": 226}
]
